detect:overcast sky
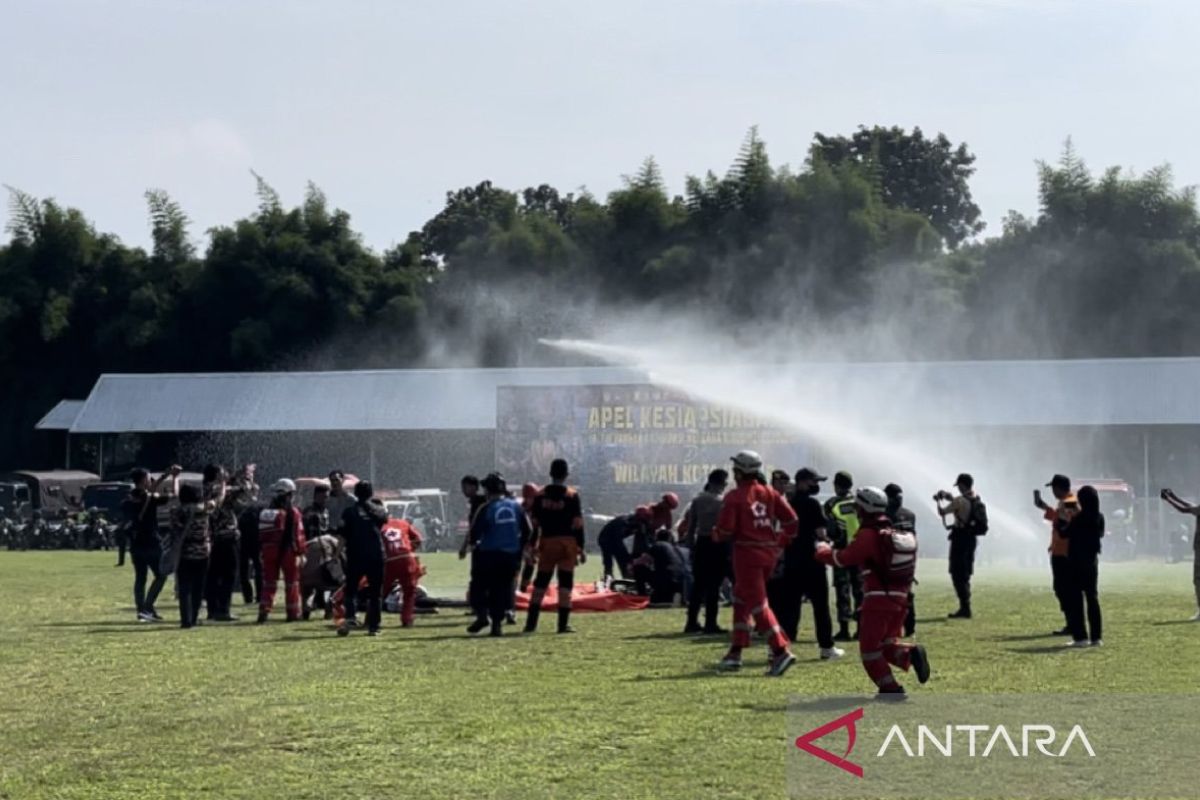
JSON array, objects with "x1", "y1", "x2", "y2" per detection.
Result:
[{"x1": 2, "y1": 0, "x2": 1197, "y2": 251}]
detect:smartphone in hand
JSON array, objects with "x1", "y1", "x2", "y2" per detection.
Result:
[{"x1": 1033, "y1": 489, "x2": 1043, "y2": 507}]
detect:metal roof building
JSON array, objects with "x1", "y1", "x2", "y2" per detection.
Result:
[
  {"x1": 35, "y1": 400, "x2": 86, "y2": 431},
  {"x1": 65, "y1": 358, "x2": 1200, "y2": 433}
]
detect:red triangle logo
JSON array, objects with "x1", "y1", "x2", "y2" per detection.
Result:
[{"x1": 794, "y1": 707, "x2": 865, "y2": 778}]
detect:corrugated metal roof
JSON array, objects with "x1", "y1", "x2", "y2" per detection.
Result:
[
  {"x1": 66, "y1": 359, "x2": 1200, "y2": 433},
  {"x1": 69, "y1": 368, "x2": 651, "y2": 433},
  {"x1": 35, "y1": 400, "x2": 86, "y2": 431}
]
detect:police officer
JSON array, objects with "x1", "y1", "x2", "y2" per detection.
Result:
[{"x1": 824, "y1": 471, "x2": 862, "y2": 641}]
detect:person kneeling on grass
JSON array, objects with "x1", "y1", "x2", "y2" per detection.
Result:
[{"x1": 814, "y1": 487, "x2": 930, "y2": 701}]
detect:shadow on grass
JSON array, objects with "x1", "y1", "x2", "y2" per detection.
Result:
[
  {"x1": 86, "y1": 627, "x2": 178, "y2": 635},
  {"x1": 1150, "y1": 619, "x2": 1200, "y2": 627},
  {"x1": 40, "y1": 620, "x2": 155, "y2": 629},
  {"x1": 994, "y1": 632, "x2": 1060, "y2": 642},
  {"x1": 914, "y1": 618, "x2": 948, "y2": 625},
  {"x1": 622, "y1": 668, "x2": 728, "y2": 682},
  {"x1": 622, "y1": 631, "x2": 729, "y2": 643},
  {"x1": 1005, "y1": 644, "x2": 1079, "y2": 655}
]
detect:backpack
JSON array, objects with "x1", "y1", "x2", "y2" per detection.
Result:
[
  {"x1": 876, "y1": 526, "x2": 918, "y2": 587},
  {"x1": 966, "y1": 497, "x2": 989, "y2": 536}
]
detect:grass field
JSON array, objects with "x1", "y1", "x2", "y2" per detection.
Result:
[{"x1": 1, "y1": 551, "x2": 1197, "y2": 800}]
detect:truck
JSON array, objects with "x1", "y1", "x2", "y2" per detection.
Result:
[{"x1": 0, "y1": 471, "x2": 101, "y2": 520}]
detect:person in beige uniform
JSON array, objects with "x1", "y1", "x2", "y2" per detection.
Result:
[{"x1": 1161, "y1": 488, "x2": 1200, "y2": 621}]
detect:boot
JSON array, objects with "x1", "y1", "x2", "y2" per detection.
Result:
[
  {"x1": 833, "y1": 622, "x2": 853, "y2": 642},
  {"x1": 523, "y1": 605, "x2": 541, "y2": 633},
  {"x1": 557, "y1": 607, "x2": 575, "y2": 634}
]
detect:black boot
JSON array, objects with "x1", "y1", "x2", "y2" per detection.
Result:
[
  {"x1": 557, "y1": 607, "x2": 575, "y2": 634},
  {"x1": 523, "y1": 605, "x2": 541, "y2": 633},
  {"x1": 833, "y1": 622, "x2": 853, "y2": 642},
  {"x1": 684, "y1": 614, "x2": 703, "y2": 634},
  {"x1": 467, "y1": 617, "x2": 489, "y2": 634}
]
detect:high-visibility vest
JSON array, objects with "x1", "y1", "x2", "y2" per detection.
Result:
[{"x1": 826, "y1": 495, "x2": 861, "y2": 544}]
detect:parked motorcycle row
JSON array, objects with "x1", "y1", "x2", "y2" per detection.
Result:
[{"x1": 0, "y1": 511, "x2": 121, "y2": 551}]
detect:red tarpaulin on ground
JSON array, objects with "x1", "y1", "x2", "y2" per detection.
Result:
[{"x1": 514, "y1": 585, "x2": 649, "y2": 612}]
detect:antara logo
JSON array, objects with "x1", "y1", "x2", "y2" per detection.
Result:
[{"x1": 794, "y1": 709, "x2": 1096, "y2": 778}]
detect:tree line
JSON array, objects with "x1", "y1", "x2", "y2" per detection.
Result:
[{"x1": 3, "y1": 126, "x2": 1198, "y2": 468}]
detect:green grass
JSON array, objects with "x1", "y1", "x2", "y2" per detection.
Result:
[{"x1": 0, "y1": 552, "x2": 1197, "y2": 799}]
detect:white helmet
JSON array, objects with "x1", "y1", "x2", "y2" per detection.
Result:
[
  {"x1": 271, "y1": 478, "x2": 297, "y2": 496},
  {"x1": 854, "y1": 486, "x2": 889, "y2": 514},
  {"x1": 731, "y1": 450, "x2": 763, "y2": 473}
]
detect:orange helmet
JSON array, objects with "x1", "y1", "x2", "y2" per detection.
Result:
[
  {"x1": 661, "y1": 492, "x2": 680, "y2": 510},
  {"x1": 522, "y1": 482, "x2": 541, "y2": 502}
]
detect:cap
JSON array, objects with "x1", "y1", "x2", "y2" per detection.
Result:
[
  {"x1": 883, "y1": 483, "x2": 903, "y2": 497},
  {"x1": 1046, "y1": 474, "x2": 1071, "y2": 490},
  {"x1": 795, "y1": 467, "x2": 828, "y2": 482},
  {"x1": 770, "y1": 469, "x2": 790, "y2": 483},
  {"x1": 834, "y1": 470, "x2": 853, "y2": 485}
]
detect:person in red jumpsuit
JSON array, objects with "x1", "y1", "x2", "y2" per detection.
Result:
[
  {"x1": 257, "y1": 478, "x2": 307, "y2": 623},
  {"x1": 713, "y1": 450, "x2": 799, "y2": 677},
  {"x1": 333, "y1": 518, "x2": 425, "y2": 630},
  {"x1": 815, "y1": 486, "x2": 930, "y2": 700},
  {"x1": 649, "y1": 492, "x2": 679, "y2": 533}
]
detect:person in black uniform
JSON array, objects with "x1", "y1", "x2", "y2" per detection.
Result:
[
  {"x1": 121, "y1": 466, "x2": 179, "y2": 622},
  {"x1": 884, "y1": 483, "x2": 919, "y2": 637},
  {"x1": 681, "y1": 469, "x2": 730, "y2": 634},
  {"x1": 769, "y1": 468, "x2": 844, "y2": 660},
  {"x1": 337, "y1": 480, "x2": 389, "y2": 637}
]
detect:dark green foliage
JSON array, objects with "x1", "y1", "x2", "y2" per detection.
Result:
[{"x1": 4, "y1": 131, "x2": 1200, "y2": 468}]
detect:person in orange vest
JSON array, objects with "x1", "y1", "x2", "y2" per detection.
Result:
[
  {"x1": 1034, "y1": 474, "x2": 1078, "y2": 635},
  {"x1": 815, "y1": 486, "x2": 930, "y2": 700},
  {"x1": 257, "y1": 479, "x2": 307, "y2": 624},
  {"x1": 713, "y1": 450, "x2": 799, "y2": 677},
  {"x1": 525, "y1": 460, "x2": 586, "y2": 634}
]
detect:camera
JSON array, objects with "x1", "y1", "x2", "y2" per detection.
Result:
[{"x1": 933, "y1": 490, "x2": 954, "y2": 502}]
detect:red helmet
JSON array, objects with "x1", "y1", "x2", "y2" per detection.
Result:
[
  {"x1": 522, "y1": 482, "x2": 541, "y2": 502},
  {"x1": 634, "y1": 505, "x2": 653, "y2": 522},
  {"x1": 661, "y1": 492, "x2": 680, "y2": 510}
]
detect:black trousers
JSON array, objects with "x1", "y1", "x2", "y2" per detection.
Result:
[
  {"x1": 177, "y1": 558, "x2": 208, "y2": 628},
  {"x1": 131, "y1": 543, "x2": 167, "y2": 614},
  {"x1": 205, "y1": 536, "x2": 239, "y2": 618},
  {"x1": 687, "y1": 537, "x2": 731, "y2": 629},
  {"x1": 1066, "y1": 557, "x2": 1102, "y2": 642},
  {"x1": 473, "y1": 550, "x2": 521, "y2": 624},
  {"x1": 1050, "y1": 554, "x2": 1071, "y2": 626},
  {"x1": 344, "y1": 559, "x2": 384, "y2": 632},
  {"x1": 769, "y1": 558, "x2": 835, "y2": 649},
  {"x1": 904, "y1": 592, "x2": 916, "y2": 637},
  {"x1": 833, "y1": 565, "x2": 862, "y2": 624},
  {"x1": 599, "y1": 537, "x2": 631, "y2": 579},
  {"x1": 240, "y1": 536, "x2": 262, "y2": 605},
  {"x1": 115, "y1": 532, "x2": 127, "y2": 565},
  {"x1": 948, "y1": 535, "x2": 977, "y2": 612}
]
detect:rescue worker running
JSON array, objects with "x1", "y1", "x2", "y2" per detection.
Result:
[
  {"x1": 824, "y1": 471, "x2": 862, "y2": 641},
  {"x1": 713, "y1": 450, "x2": 799, "y2": 677},
  {"x1": 257, "y1": 479, "x2": 307, "y2": 624},
  {"x1": 816, "y1": 486, "x2": 930, "y2": 700},
  {"x1": 525, "y1": 459, "x2": 586, "y2": 634}
]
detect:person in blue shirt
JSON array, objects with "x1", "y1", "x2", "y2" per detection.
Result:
[{"x1": 466, "y1": 473, "x2": 531, "y2": 636}]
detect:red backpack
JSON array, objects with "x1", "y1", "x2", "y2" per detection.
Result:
[{"x1": 876, "y1": 526, "x2": 918, "y2": 587}]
